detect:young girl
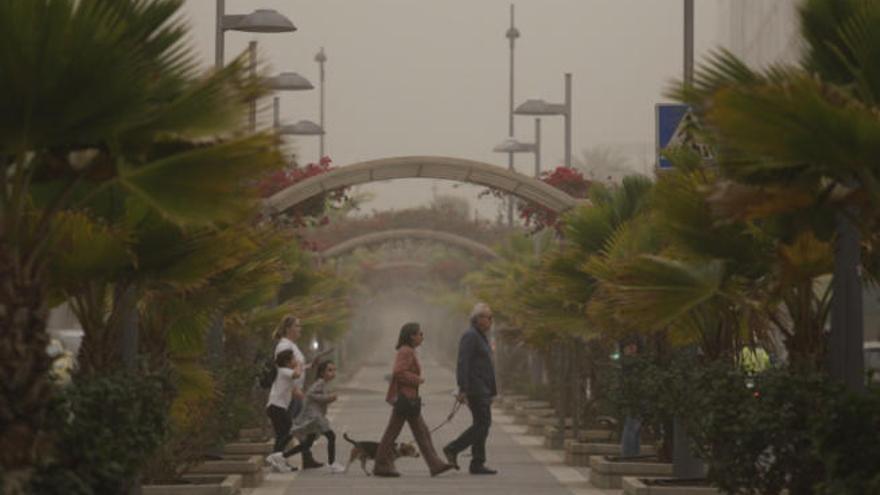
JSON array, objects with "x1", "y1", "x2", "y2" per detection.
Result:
[
  {"x1": 287, "y1": 360, "x2": 345, "y2": 473},
  {"x1": 265, "y1": 349, "x2": 303, "y2": 473}
]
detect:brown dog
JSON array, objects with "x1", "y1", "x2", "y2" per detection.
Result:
[{"x1": 343, "y1": 432, "x2": 419, "y2": 475}]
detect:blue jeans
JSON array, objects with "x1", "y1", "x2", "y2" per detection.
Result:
[{"x1": 621, "y1": 417, "x2": 641, "y2": 457}]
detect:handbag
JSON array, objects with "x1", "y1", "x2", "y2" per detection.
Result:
[{"x1": 393, "y1": 395, "x2": 422, "y2": 418}]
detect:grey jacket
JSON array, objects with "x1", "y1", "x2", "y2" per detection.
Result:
[
  {"x1": 290, "y1": 378, "x2": 334, "y2": 436},
  {"x1": 456, "y1": 325, "x2": 497, "y2": 398}
]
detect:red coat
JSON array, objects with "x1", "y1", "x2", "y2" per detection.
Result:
[{"x1": 385, "y1": 345, "x2": 421, "y2": 405}]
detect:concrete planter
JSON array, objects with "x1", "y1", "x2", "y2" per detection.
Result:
[
  {"x1": 622, "y1": 477, "x2": 721, "y2": 495},
  {"x1": 187, "y1": 455, "x2": 264, "y2": 488},
  {"x1": 496, "y1": 394, "x2": 528, "y2": 410},
  {"x1": 512, "y1": 407, "x2": 555, "y2": 425},
  {"x1": 589, "y1": 455, "x2": 673, "y2": 489},
  {"x1": 223, "y1": 439, "x2": 273, "y2": 456},
  {"x1": 564, "y1": 442, "x2": 655, "y2": 466},
  {"x1": 237, "y1": 427, "x2": 268, "y2": 442},
  {"x1": 577, "y1": 428, "x2": 616, "y2": 443},
  {"x1": 526, "y1": 416, "x2": 571, "y2": 436},
  {"x1": 142, "y1": 474, "x2": 242, "y2": 495}
]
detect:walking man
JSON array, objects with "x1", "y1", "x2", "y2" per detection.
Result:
[{"x1": 443, "y1": 302, "x2": 498, "y2": 475}]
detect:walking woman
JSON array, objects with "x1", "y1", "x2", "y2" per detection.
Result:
[{"x1": 373, "y1": 322, "x2": 455, "y2": 477}]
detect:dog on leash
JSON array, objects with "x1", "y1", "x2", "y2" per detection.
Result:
[{"x1": 342, "y1": 432, "x2": 419, "y2": 475}]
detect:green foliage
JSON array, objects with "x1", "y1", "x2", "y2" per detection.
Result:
[
  {"x1": 29, "y1": 367, "x2": 173, "y2": 495},
  {"x1": 813, "y1": 386, "x2": 880, "y2": 494}
]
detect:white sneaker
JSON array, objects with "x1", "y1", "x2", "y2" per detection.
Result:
[
  {"x1": 328, "y1": 462, "x2": 346, "y2": 474},
  {"x1": 265, "y1": 452, "x2": 291, "y2": 473}
]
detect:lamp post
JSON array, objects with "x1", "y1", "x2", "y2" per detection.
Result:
[
  {"x1": 315, "y1": 47, "x2": 327, "y2": 159},
  {"x1": 274, "y1": 97, "x2": 325, "y2": 137},
  {"x1": 493, "y1": 118, "x2": 541, "y2": 178},
  {"x1": 505, "y1": 4, "x2": 520, "y2": 225},
  {"x1": 514, "y1": 73, "x2": 573, "y2": 169},
  {"x1": 215, "y1": 1, "x2": 296, "y2": 69}
]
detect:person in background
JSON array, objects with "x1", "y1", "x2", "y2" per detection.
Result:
[
  {"x1": 372, "y1": 322, "x2": 455, "y2": 477},
  {"x1": 443, "y1": 302, "x2": 498, "y2": 475}
]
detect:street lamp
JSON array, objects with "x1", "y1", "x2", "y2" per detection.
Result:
[
  {"x1": 493, "y1": 118, "x2": 541, "y2": 178},
  {"x1": 515, "y1": 73, "x2": 573, "y2": 168},
  {"x1": 267, "y1": 72, "x2": 314, "y2": 91},
  {"x1": 504, "y1": 4, "x2": 520, "y2": 225},
  {"x1": 315, "y1": 47, "x2": 328, "y2": 159},
  {"x1": 214, "y1": 1, "x2": 296, "y2": 69},
  {"x1": 273, "y1": 97, "x2": 325, "y2": 136}
]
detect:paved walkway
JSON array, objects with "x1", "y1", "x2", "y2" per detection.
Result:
[{"x1": 246, "y1": 345, "x2": 620, "y2": 495}]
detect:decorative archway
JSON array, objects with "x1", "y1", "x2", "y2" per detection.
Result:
[
  {"x1": 321, "y1": 229, "x2": 497, "y2": 260},
  {"x1": 264, "y1": 156, "x2": 581, "y2": 214}
]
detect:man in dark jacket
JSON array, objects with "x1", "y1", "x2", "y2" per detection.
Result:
[{"x1": 443, "y1": 302, "x2": 498, "y2": 475}]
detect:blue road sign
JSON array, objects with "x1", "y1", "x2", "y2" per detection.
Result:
[{"x1": 655, "y1": 103, "x2": 690, "y2": 169}]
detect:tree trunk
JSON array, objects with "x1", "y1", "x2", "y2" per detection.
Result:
[{"x1": 0, "y1": 252, "x2": 53, "y2": 494}]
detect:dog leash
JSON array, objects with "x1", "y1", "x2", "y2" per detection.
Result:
[{"x1": 430, "y1": 398, "x2": 462, "y2": 434}]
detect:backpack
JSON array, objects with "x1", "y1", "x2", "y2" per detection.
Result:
[{"x1": 258, "y1": 356, "x2": 277, "y2": 389}]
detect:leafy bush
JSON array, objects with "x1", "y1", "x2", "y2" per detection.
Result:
[
  {"x1": 29, "y1": 367, "x2": 173, "y2": 495},
  {"x1": 606, "y1": 354, "x2": 880, "y2": 494},
  {"x1": 813, "y1": 385, "x2": 880, "y2": 494},
  {"x1": 142, "y1": 360, "x2": 261, "y2": 483}
]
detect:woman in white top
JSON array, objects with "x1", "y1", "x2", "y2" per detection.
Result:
[{"x1": 265, "y1": 349, "x2": 302, "y2": 472}]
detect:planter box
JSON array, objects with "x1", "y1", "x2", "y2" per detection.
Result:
[
  {"x1": 526, "y1": 415, "x2": 571, "y2": 435},
  {"x1": 238, "y1": 427, "x2": 268, "y2": 442},
  {"x1": 496, "y1": 394, "x2": 528, "y2": 409},
  {"x1": 223, "y1": 439, "x2": 273, "y2": 456},
  {"x1": 543, "y1": 425, "x2": 575, "y2": 449},
  {"x1": 577, "y1": 428, "x2": 615, "y2": 443},
  {"x1": 623, "y1": 477, "x2": 721, "y2": 495},
  {"x1": 512, "y1": 407, "x2": 555, "y2": 425},
  {"x1": 589, "y1": 455, "x2": 673, "y2": 489},
  {"x1": 143, "y1": 474, "x2": 242, "y2": 495},
  {"x1": 187, "y1": 455, "x2": 264, "y2": 488},
  {"x1": 564, "y1": 442, "x2": 656, "y2": 466}
]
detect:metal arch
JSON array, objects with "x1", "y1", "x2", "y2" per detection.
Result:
[
  {"x1": 264, "y1": 155, "x2": 581, "y2": 214},
  {"x1": 321, "y1": 229, "x2": 498, "y2": 260}
]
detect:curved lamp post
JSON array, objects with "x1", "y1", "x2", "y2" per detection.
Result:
[
  {"x1": 514, "y1": 73, "x2": 572, "y2": 168},
  {"x1": 215, "y1": 2, "x2": 296, "y2": 68},
  {"x1": 493, "y1": 118, "x2": 541, "y2": 178}
]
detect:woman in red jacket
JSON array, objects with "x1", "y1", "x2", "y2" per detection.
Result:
[{"x1": 373, "y1": 322, "x2": 455, "y2": 477}]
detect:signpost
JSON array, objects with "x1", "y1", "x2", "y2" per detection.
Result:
[{"x1": 655, "y1": 103, "x2": 690, "y2": 170}]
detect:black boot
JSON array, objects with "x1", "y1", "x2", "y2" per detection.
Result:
[{"x1": 302, "y1": 451, "x2": 324, "y2": 469}]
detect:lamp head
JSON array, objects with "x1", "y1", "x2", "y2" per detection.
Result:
[{"x1": 232, "y1": 9, "x2": 296, "y2": 33}]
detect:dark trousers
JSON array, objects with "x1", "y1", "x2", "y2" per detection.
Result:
[
  {"x1": 283, "y1": 430, "x2": 336, "y2": 463},
  {"x1": 266, "y1": 405, "x2": 292, "y2": 453},
  {"x1": 446, "y1": 395, "x2": 492, "y2": 468},
  {"x1": 374, "y1": 410, "x2": 448, "y2": 474}
]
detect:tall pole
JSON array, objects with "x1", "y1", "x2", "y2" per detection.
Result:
[
  {"x1": 506, "y1": 4, "x2": 520, "y2": 226},
  {"x1": 215, "y1": 0, "x2": 225, "y2": 69},
  {"x1": 673, "y1": 0, "x2": 706, "y2": 480},
  {"x1": 564, "y1": 73, "x2": 572, "y2": 168},
  {"x1": 534, "y1": 118, "x2": 541, "y2": 178},
  {"x1": 315, "y1": 47, "x2": 327, "y2": 160},
  {"x1": 684, "y1": 0, "x2": 694, "y2": 84},
  {"x1": 273, "y1": 96, "x2": 280, "y2": 128},
  {"x1": 249, "y1": 41, "x2": 257, "y2": 132},
  {"x1": 830, "y1": 211, "x2": 865, "y2": 391}
]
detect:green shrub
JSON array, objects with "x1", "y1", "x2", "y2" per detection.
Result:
[
  {"x1": 29, "y1": 367, "x2": 172, "y2": 494},
  {"x1": 813, "y1": 385, "x2": 880, "y2": 494}
]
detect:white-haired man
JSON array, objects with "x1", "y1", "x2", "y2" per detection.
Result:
[{"x1": 443, "y1": 302, "x2": 498, "y2": 475}]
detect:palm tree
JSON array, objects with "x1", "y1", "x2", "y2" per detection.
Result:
[
  {"x1": 669, "y1": 0, "x2": 880, "y2": 375},
  {"x1": 0, "y1": 1, "x2": 284, "y2": 489}
]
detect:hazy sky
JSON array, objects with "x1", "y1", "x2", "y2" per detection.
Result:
[{"x1": 181, "y1": 1, "x2": 726, "y2": 219}]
